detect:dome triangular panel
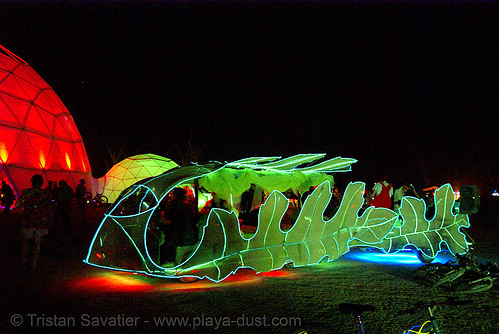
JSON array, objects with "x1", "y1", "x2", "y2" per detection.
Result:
[
  {"x1": 11, "y1": 63, "x2": 36, "y2": 83},
  {"x1": 1, "y1": 74, "x2": 29, "y2": 100},
  {"x1": 24, "y1": 107, "x2": 52, "y2": 135},
  {"x1": 10, "y1": 132, "x2": 40, "y2": 168},
  {"x1": 0, "y1": 69, "x2": 10, "y2": 82},
  {"x1": 34, "y1": 91, "x2": 56, "y2": 114},
  {"x1": 0, "y1": 54, "x2": 19, "y2": 73},
  {"x1": 0, "y1": 99, "x2": 19, "y2": 127},
  {"x1": 16, "y1": 76, "x2": 41, "y2": 102},
  {"x1": 53, "y1": 116, "x2": 72, "y2": 140},
  {"x1": 0, "y1": 127, "x2": 21, "y2": 164},
  {"x1": 1, "y1": 94, "x2": 30, "y2": 124}
]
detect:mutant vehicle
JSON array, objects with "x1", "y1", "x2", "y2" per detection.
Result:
[{"x1": 84, "y1": 154, "x2": 471, "y2": 282}]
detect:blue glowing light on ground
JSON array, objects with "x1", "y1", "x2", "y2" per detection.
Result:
[{"x1": 343, "y1": 248, "x2": 454, "y2": 265}]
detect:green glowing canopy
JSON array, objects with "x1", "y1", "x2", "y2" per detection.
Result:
[{"x1": 198, "y1": 154, "x2": 357, "y2": 199}]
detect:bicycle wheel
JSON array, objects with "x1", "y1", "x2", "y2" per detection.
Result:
[{"x1": 99, "y1": 195, "x2": 108, "y2": 204}]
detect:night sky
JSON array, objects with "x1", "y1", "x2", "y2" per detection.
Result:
[{"x1": 0, "y1": 2, "x2": 497, "y2": 192}]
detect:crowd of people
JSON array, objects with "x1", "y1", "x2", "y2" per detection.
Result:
[
  {"x1": 365, "y1": 177, "x2": 425, "y2": 212},
  {"x1": 6, "y1": 174, "x2": 431, "y2": 271},
  {"x1": 290, "y1": 178, "x2": 424, "y2": 216},
  {"x1": 1, "y1": 175, "x2": 89, "y2": 272}
]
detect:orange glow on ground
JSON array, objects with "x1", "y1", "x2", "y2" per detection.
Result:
[
  {"x1": 69, "y1": 268, "x2": 299, "y2": 294},
  {"x1": 257, "y1": 268, "x2": 298, "y2": 279},
  {"x1": 70, "y1": 272, "x2": 155, "y2": 293}
]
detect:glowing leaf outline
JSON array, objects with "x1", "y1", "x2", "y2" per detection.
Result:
[{"x1": 372, "y1": 184, "x2": 470, "y2": 258}]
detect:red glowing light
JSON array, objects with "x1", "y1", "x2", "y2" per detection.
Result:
[
  {"x1": 0, "y1": 44, "x2": 93, "y2": 196},
  {"x1": 70, "y1": 265, "x2": 298, "y2": 294},
  {"x1": 257, "y1": 269, "x2": 297, "y2": 279},
  {"x1": 71, "y1": 273, "x2": 154, "y2": 293}
]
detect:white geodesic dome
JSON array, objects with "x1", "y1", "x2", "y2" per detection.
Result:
[{"x1": 95, "y1": 154, "x2": 178, "y2": 203}]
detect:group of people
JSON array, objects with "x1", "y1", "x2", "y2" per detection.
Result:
[
  {"x1": 150, "y1": 186, "x2": 233, "y2": 265},
  {"x1": 367, "y1": 178, "x2": 420, "y2": 211},
  {"x1": 149, "y1": 187, "x2": 199, "y2": 265},
  {"x1": 6, "y1": 174, "x2": 88, "y2": 271}
]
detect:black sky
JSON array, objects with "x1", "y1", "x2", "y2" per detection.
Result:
[{"x1": 0, "y1": 2, "x2": 497, "y2": 192}]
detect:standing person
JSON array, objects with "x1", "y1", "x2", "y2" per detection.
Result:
[
  {"x1": 56, "y1": 180, "x2": 74, "y2": 227},
  {"x1": 15, "y1": 174, "x2": 52, "y2": 271},
  {"x1": 51, "y1": 181, "x2": 59, "y2": 203},
  {"x1": 393, "y1": 185, "x2": 411, "y2": 211},
  {"x1": 324, "y1": 186, "x2": 342, "y2": 219},
  {"x1": 45, "y1": 181, "x2": 53, "y2": 197},
  {"x1": 1, "y1": 180, "x2": 16, "y2": 214},
  {"x1": 75, "y1": 179, "x2": 87, "y2": 223},
  {"x1": 75, "y1": 179, "x2": 87, "y2": 207},
  {"x1": 163, "y1": 188, "x2": 197, "y2": 262},
  {"x1": 370, "y1": 177, "x2": 393, "y2": 209},
  {"x1": 199, "y1": 192, "x2": 230, "y2": 215}
]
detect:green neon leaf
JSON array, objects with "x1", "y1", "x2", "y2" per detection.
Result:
[
  {"x1": 177, "y1": 181, "x2": 397, "y2": 281},
  {"x1": 376, "y1": 184, "x2": 470, "y2": 258}
]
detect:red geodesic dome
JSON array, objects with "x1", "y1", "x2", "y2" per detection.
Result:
[{"x1": 0, "y1": 44, "x2": 92, "y2": 198}]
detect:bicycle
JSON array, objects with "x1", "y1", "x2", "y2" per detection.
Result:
[
  {"x1": 399, "y1": 298, "x2": 473, "y2": 334},
  {"x1": 414, "y1": 252, "x2": 498, "y2": 294},
  {"x1": 291, "y1": 297, "x2": 472, "y2": 334},
  {"x1": 339, "y1": 302, "x2": 441, "y2": 334},
  {"x1": 88, "y1": 192, "x2": 109, "y2": 211},
  {"x1": 399, "y1": 304, "x2": 441, "y2": 334},
  {"x1": 448, "y1": 263, "x2": 498, "y2": 294}
]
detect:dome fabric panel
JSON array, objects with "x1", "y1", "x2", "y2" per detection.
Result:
[
  {"x1": 0, "y1": 44, "x2": 92, "y2": 197},
  {"x1": 96, "y1": 154, "x2": 178, "y2": 203}
]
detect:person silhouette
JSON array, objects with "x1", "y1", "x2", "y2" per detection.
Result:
[
  {"x1": 16, "y1": 174, "x2": 52, "y2": 271},
  {"x1": 370, "y1": 177, "x2": 393, "y2": 209},
  {"x1": 1, "y1": 180, "x2": 16, "y2": 214}
]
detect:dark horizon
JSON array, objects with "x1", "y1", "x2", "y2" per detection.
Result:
[{"x1": 1, "y1": 2, "x2": 497, "y2": 193}]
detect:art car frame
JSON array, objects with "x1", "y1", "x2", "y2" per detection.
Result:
[{"x1": 84, "y1": 154, "x2": 470, "y2": 282}]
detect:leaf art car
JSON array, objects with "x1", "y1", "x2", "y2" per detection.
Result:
[{"x1": 84, "y1": 154, "x2": 470, "y2": 282}]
